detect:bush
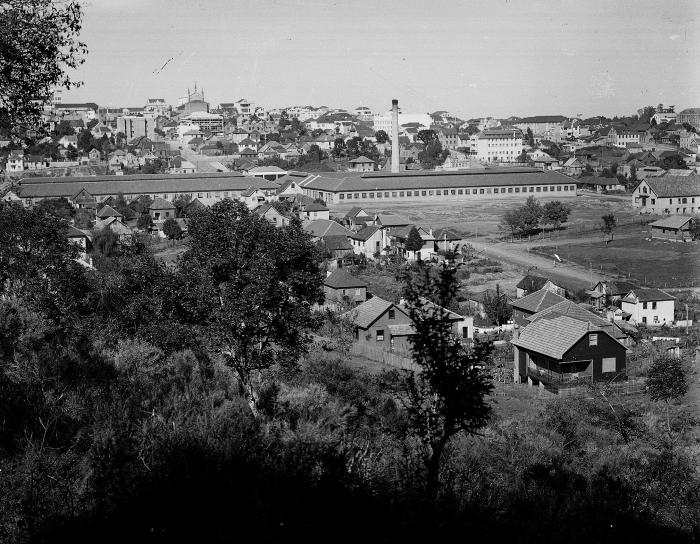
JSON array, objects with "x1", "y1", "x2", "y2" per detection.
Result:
[{"x1": 162, "y1": 218, "x2": 182, "y2": 240}]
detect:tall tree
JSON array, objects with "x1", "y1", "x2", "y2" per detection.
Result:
[
  {"x1": 402, "y1": 265, "x2": 494, "y2": 498},
  {"x1": 178, "y1": 201, "x2": 324, "y2": 416},
  {"x1": 542, "y1": 201, "x2": 572, "y2": 230},
  {"x1": 601, "y1": 213, "x2": 617, "y2": 241},
  {"x1": 646, "y1": 357, "x2": 688, "y2": 434},
  {"x1": 375, "y1": 130, "x2": 389, "y2": 143},
  {"x1": 416, "y1": 129, "x2": 438, "y2": 145},
  {"x1": 482, "y1": 284, "x2": 511, "y2": 325},
  {"x1": 0, "y1": 0, "x2": 87, "y2": 137},
  {"x1": 405, "y1": 226, "x2": 425, "y2": 259}
]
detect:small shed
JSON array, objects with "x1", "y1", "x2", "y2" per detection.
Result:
[{"x1": 649, "y1": 215, "x2": 695, "y2": 242}]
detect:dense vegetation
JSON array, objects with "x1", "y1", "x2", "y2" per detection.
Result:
[{"x1": 1, "y1": 200, "x2": 699, "y2": 543}]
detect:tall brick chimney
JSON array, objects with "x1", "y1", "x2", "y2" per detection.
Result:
[{"x1": 391, "y1": 99, "x2": 400, "y2": 173}]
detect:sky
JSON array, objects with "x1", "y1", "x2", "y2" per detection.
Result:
[{"x1": 64, "y1": 0, "x2": 699, "y2": 119}]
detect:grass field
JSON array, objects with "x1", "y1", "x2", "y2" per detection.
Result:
[
  {"x1": 331, "y1": 194, "x2": 639, "y2": 241},
  {"x1": 534, "y1": 236, "x2": 700, "y2": 288}
]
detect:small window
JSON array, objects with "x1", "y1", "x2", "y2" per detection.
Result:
[
  {"x1": 429, "y1": 191, "x2": 434, "y2": 196},
  {"x1": 508, "y1": 187, "x2": 513, "y2": 193},
  {"x1": 339, "y1": 194, "x2": 345, "y2": 199},
  {"x1": 515, "y1": 187, "x2": 520, "y2": 193},
  {"x1": 354, "y1": 193, "x2": 360, "y2": 199},
  {"x1": 480, "y1": 189, "x2": 485, "y2": 194},
  {"x1": 384, "y1": 192, "x2": 389, "y2": 198},
  {"x1": 361, "y1": 193, "x2": 367, "y2": 198},
  {"x1": 472, "y1": 189, "x2": 478, "y2": 194},
  {"x1": 376, "y1": 330, "x2": 384, "y2": 341},
  {"x1": 392, "y1": 192, "x2": 397, "y2": 197},
  {"x1": 399, "y1": 192, "x2": 404, "y2": 197},
  {"x1": 543, "y1": 186, "x2": 548, "y2": 192},
  {"x1": 388, "y1": 309, "x2": 395, "y2": 320},
  {"x1": 589, "y1": 334, "x2": 598, "y2": 346},
  {"x1": 376, "y1": 192, "x2": 381, "y2": 198},
  {"x1": 458, "y1": 189, "x2": 463, "y2": 195},
  {"x1": 642, "y1": 302, "x2": 648, "y2": 309},
  {"x1": 563, "y1": 186, "x2": 568, "y2": 191},
  {"x1": 642, "y1": 316, "x2": 647, "y2": 324},
  {"x1": 451, "y1": 189, "x2": 456, "y2": 195},
  {"x1": 422, "y1": 191, "x2": 427, "y2": 196},
  {"x1": 652, "y1": 302, "x2": 657, "y2": 309},
  {"x1": 436, "y1": 190, "x2": 441, "y2": 196},
  {"x1": 536, "y1": 187, "x2": 541, "y2": 192}
]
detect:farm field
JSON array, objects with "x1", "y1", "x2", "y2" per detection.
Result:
[
  {"x1": 331, "y1": 193, "x2": 639, "y2": 241},
  {"x1": 534, "y1": 236, "x2": 700, "y2": 289}
]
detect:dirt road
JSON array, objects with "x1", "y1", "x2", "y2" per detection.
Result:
[{"x1": 467, "y1": 238, "x2": 614, "y2": 290}]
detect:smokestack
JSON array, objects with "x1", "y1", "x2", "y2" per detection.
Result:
[{"x1": 391, "y1": 99, "x2": 400, "y2": 173}]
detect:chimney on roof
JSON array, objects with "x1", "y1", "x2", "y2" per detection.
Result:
[{"x1": 391, "y1": 99, "x2": 400, "y2": 173}]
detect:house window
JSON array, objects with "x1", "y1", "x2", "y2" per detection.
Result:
[
  {"x1": 376, "y1": 192, "x2": 381, "y2": 198},
  {"x1": 589, "y1": 334, "x2": 598, "y2": 346},
  {"x1": 451, "y1": 189, "x2": 456, "y2": 195},
  {"x1": 515, "y1": 187, "x2": 520, "y2": 193},
  {"x1": 601, "y1": 356, "x2": 616, "y2": 373},
  {"x1": 384, "y1": 192, "x2": 389, "y2": 198},
  {"x1": 198, "y1": 193, "x2": 203, "y2": 198},
  {"x1": 529, "y1": 187, "x2": 534, "y2": 192},
  {"x1": 652, "y1": 302, "x2": 657, "y2": 309},
  {"x1": 651, "y1": 199, "x2": 655, "y2": 204},
  {"x1": 436, "y1": 190, "x2": 441, "y2": 196},
  {"x1": 361, "y1": 193, "x2": 367, "y2": 199},
  {"x1": 339, "y1": 194, "x2": 345, "y2": 199},
  {"x1": 557, "y1": 186, "x2": 562, "y2": 191},
  {"x1": 392, "y1": 192, "x2": 397, "y2": 197},
  {"x1": 642, "y1": 302, "x2": 647, "y2": 309},
  {"x1": 536, "y1": 187, "x2": 541, "y2": 192},
  {"x1": 388, "y1": 309, "x2": 395, "y2": 319},
  {"x1": 642, "y1": 317, "x2": 647, "y2": 324},
  {"x1": 543, "y1": 186, "x2": 548, "y2": 192},
  {"x1": 422, "y1": 191, "x2": 427, "y2": 196},
  {"x1": 473, "y1": 189, "x2": 478, "y2": 194},
  {"x1": 354, "y1": 193, "x2": 360, "y2": 199},
  {"x1": 376, "y1": 329, "x2": 384, "y2": 341},
  {"x1": 508, "y1": 187, "x2": 513, "y2": 193},
  {"x1": 653, "y1": 315, "x2": 659, "y2": 323},
  {"x1": 458, "y1": 189, "x2": 463, "y2": 195},
  {"x1": 429, "y1": 191, "x2": 434, "y2": 196},
  {"x1": 480, "y1": 189, "x2": 485, "y2": 194},
  {"x1": 399, "y1": 192, "x2": 404, "y2": 197}
]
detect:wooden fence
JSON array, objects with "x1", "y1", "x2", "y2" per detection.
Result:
[{"x1": 350, "y1": 343, "x2": 418, "y2": 372}]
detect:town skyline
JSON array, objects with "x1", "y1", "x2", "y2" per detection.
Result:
[{"x1": 65, "y1": 0, "x2": 698, "y2": 119}]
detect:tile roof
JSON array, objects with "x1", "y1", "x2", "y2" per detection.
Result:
[
  {"x1": 324, "y1": 269, "x2": 367, "y2": 289},
  {"x1": 511, "y1": 288, "x2": 568, "y2": 313},
  {"x1": 649, "y1": 215, "x2": 694, "y2": 229},
  {"x1": 527, "y1": 300, "x2": 627, "y2": 339},
  {"x1": 375, "y1": 213, "x2": 410, "y2": 226},
  {"x1": 150, "y1": 197, "x2": 176, "y2": 209},
  {"x1": 348, "y1": 155, "x2": 375, "y2": 163},
  {"x1": 512, "y1": 315, "x2": 605, "y2": 360},
  {"x1": 17, "y1": 173, "x2": 277, "y2": 200},
  {"x1": 433, "y1": 228, "x2": 461, "y2": 241},
  {"x1": 622, "y1": 288, "x2": 674, "y2": 303},
  {"x1": 322, "y1": 235, "x2": 353, "y2": 252},
  {"x1": 347, "y1": 296, "x2": 395, "y2": 329},
  {"x1": 304, "y1": 219, "x2": 352, "y2": 238},
  {"x1": 516, "y1": 274, "x2": 553, "y2": 292},
  {"x1": 645, "y1": 175, "x2": 700, "y2": 198},
  {"x1": 349, "y1": 225, "x2": 380, "y2": 241},
  {"x1": 343, "y1": 206, "x2": 367, "y2": 219},
  {"x1": 304, "y1": 202, "x2": 329, "y2": 212},
  {"x1": 96, "y1": 204, "x2": 123, "y2": 218}
]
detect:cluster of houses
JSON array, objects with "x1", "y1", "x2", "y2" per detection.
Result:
[{"x1": 337, "y1": 265, "x2": 684, "y2": 395}]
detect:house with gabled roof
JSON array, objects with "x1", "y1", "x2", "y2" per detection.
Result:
[
  {"x1": 433, "y1": 228, "x2": 462, "y2": 252},
  {"x1": 324, "y1": 269, "x2": 367, "y2": 305},
  {"x1": 632, "y1": 174, "x2": 700, "y2": 214},
  {"x1": 349, "y1": 225, "x2": 384, "y2": 259},
  {"x1": 304, "y1": 218, "x2": 352, "y2": 240},
  {"x1": 301, "y1": 201, "x2": 330, "y2": 220},
  {"x1": 516, "y1": 274, "x2": 565, "y2": 299},
  {"x1": 320, "y1": 234, "x2": 354, "y2": 262},
  {"x1": 342, "y1": 206, "x2": 371, "y2": 231},
  {"x1": 621, "y1": 288, "x2": 675, "y2": 326},
  {"x1": 255, "y1": 202, "x2": 290, "y2": 227},
  {"x1": 649, "y1": 215, "x2": 695, "y2": 241},
  {"x1": 513, "y1": 315, "x2": 627, "y2": 393},
  {"x1": 511, "y1": 288, "x2": 569, "y2": 326},
  {"x1": 346, "y1": 296, "x2": 414, "y2": 353},
  {"x1": 148, "y1": 197, "x2": 176, "y2": 222},
  {"x1": 348, "y1": 155, "x2": 375, "y2": 172},
  {"x1": 96, "y1": 204, "x2": 123, "y2": 220},
  {"x1": 588, "y1": 280, "x2": 637, "y2": 309}
]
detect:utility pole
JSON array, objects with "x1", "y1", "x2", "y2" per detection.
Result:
[{"x1": 686, "y1": 303, "x2": 689, "y2": 334}]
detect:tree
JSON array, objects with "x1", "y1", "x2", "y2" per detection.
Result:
[
  {"x1": 91, "y1": 226, "x2": 120, "y2": 258},
  {"x1": 172, "y1": 194, "x2": 192, "y2": 217},
  {"x1": 66, "y1": 144, "x2": 78, "y2": 160},
  {"x1": 137, "y1": 213, "x2": 153, "y2": 230},
  {"x1": 37, "y1": 197, "x2": 73, "y2": 221},
  {"x1": 542, "y1": 201, "x2": 572, "y2": 230},
  {"x1": 601, "y1": 213, "x2": 617, "y2": 241},
  {"x1": 405, "y1": 227, "x2": 425, "y2": 259},
  {"x1": 482, "y1": 284, "x2": 512, "y2": 325},
  {"x1": 0, "y1": 0, "x2": 87, "y2": 137},
  {"x1": 418, "y1": 139, "x2": 445, "y2": 169},
  {"x1": 690, "y1": 220, "x2": 700, "y2": 241},
  {"x1": 646, "y1": 357, "x2": 688, "y2": 433},
  {"x1": 179, "y1": 200, "x2": 324, "y2": 416},
  {"x1": 416, "y1": 129, "x2": 438, "y2": 145},
  {"x1": 162, "y1": 218, "x2": 182, "y2": 240},
  {"x1": 77, "y1": 129, "x2": 94, "y2": 152},
  {"x1": 332, "y1": 137, "x2": 346, "y2": 158},
  {"x1": 629, "y1": 164, "x2": 637, "y2": 183},
  {"x1": 375, "y1": 130, "x2": 389, "y2": 143},
  {"x1": 526, "y1": 127, "x2": 535, "y2": 147},
  {"x1": 53, "y1": 120, "x2": 75, "y2": 138},
  {"x1": 402, "y1": 265, "x2": 494, "y2": 498},
  {"x1": 516, "y1": 149, "x2": 529, "y2": 163},
  {"x1": 500, "y1": 196, "x2": 542, "y2": 236}
]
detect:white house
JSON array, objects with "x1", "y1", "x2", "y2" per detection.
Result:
[
  {"x1": 631, "y1": 175, "x2": 700, "y2": 215},
  {"x1": 349, "y1": 225, "x2": 384, "y2": 259},
  {"x1": 621, "y1": 288, "x2": 675, "y2": 326}
]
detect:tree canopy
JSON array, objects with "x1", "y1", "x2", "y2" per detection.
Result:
[{"x1": 0, "y1": 1, "x2": 87, "y2": 137}]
